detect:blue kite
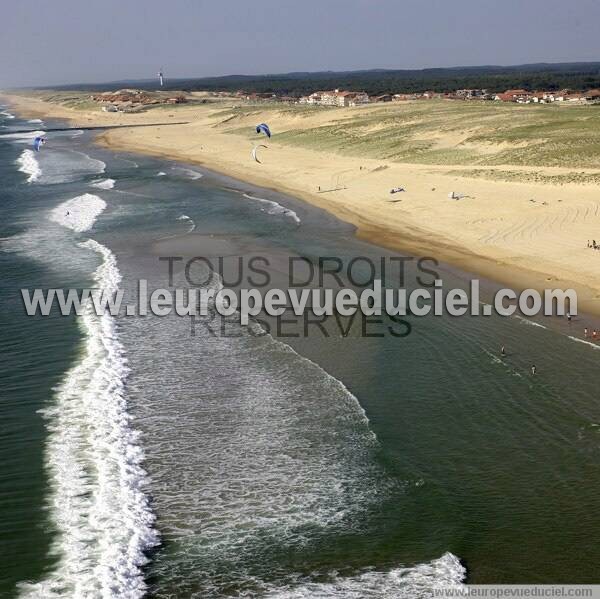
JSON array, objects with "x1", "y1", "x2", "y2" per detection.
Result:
[
  {"x1": 33, "y1": 136, "x2": 46, "y2": 152},
  {"x1": 255, "y1": 123, "x2": 271, "y2": 138}
]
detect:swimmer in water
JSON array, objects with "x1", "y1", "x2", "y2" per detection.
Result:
[
  {"x1": 501, "y1": 346, "x2": 506, "y2": 357},
  {"x1": 531, "y1": 365, "x2": 537, "y2": 375}
]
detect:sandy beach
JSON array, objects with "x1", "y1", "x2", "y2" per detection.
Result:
[{"x1": 4, "y1": 91, "x2": 600, "y2": 313}]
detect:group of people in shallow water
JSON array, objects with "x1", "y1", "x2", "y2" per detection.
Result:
[
  {"x1": 499, "y1": 345, "x2": 537, "y2": 375},
  {"x1": 569, "y1": 313, "x2": 598, "y2": 340},
  {"x1": 566, "y1": 313, "x2": 598, "y2": 340},
  {"x1": 564, "y1": 311, "x2": 599, "y2": 341},
  {"x1": 498, "y1": 313, "x2": 597, "y2": 376}
]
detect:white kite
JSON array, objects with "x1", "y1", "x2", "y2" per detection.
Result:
[{"x1": 252, "y1": 144, "x2": 268, "y2": 163}]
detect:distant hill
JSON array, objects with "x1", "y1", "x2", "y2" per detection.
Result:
[{"x1": 37, "y1": 62, "x2": 600, "y2": 96}]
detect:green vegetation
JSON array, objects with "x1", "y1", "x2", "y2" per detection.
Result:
[
  {"x1": 218, "y1": 100, "x2": 600, "y2": 172},
  {"x1": 445, "y1": 169, "x2": 600, "y2": 185},
  {"x1": 45, "y1": 62, "x2": 600, "y2": 96},
  {"x1": 10, "y1": 90, "x2": 207, "y2": 113},
  {"x1": 14, "y1": 90, "x2": 100, "y2": 111}
]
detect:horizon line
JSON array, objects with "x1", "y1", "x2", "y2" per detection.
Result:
[{"x1": 5, "y1": 59, "x2": 600, "y2": 91}]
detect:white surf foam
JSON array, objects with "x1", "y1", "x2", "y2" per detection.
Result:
[
  {"x1": 171, "y1": 166, "x2": 203, "y2": 180},
  {"x1": 265, "y1": 552, "x2": 465, "y2": 598},
  {"x1": 1, "y1": 110, "x2": 15, "y2": 119},
  {"x1": 12, "y1": 132, "x2": 47, "y2": 183},
  {"x1": 1, "y1": 129, "x2": 45, "y2": 142},
  {"x1": 50, "y1": 193, "x2": 107, "y2": 232},
  {"x1": 156, "y1": 171, "x2": 167, "y2": 177},
  {"x1": 568, "y1": 335, "x2": 600, "y2": 350},
  {"x1": 514, "y1": 315, "x2": 547, "y2": 329},
  {"x1": 40, "y1": 150, "x2": 106, "y2": 185},
  {"x1": 177, "y1": 214, "x2": 196, "y2": 232},
  {"x1": 18, "y1": 240, "x2": 159, "y2": 599},
  {"x1": 68, "y1": 150, "x2": 106, "y2": 173},
  {"x1": 90, "y1": 178, "x2": 116, "y2": 190},
  {"x1": 119, "y1": 264, "x2": 463, "y2": 595},
  {"x1": 16, "y1": 149, "x2": 42, "y2": 183},
  {"x1": 11, "y1": 140, "x2": 106, "y2": 185},
  {"x1": 28, "y1": 118, "x2": 43, "y2": 124},
  {"x1": 243, "y1": 193, "x2": 301, "y2": 224}
]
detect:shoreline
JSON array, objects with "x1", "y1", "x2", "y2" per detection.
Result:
[{"x1": 3, "y1": 91, "x2": 600, "y2": 318}]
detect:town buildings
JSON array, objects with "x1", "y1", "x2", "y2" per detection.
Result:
[
  {"x1": 231, "y1": 85, "x2": 600, "y2": 107},
  {"x1": 299, "y1": 89, "x2": 370, "y2": 107}
]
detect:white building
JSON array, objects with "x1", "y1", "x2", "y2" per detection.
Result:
[{"x1": 299, "y1": 89, "x2": 370, "y2": 107}]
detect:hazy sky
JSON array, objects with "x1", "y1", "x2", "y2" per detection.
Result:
[{"x1": 2, "y1": 0, "x2": 599, "y2": 88}]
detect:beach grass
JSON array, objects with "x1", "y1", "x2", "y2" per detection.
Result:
[{"x1": 217, "y1": 100, "x2": 600, "y2": 173}]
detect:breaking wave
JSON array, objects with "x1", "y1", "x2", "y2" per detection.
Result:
[
  {"x1": 243, "y1": 193, "x2": 301, "y2": 224},
  {"x1": 1, "y1": 129, "x2": 45, "y2": 142},
  {"x1": 171, "y1": 166, "x2": 203, "y2": 180},
  {"x1": 568, "y1": 336, "x2": 600, "y2": 350},
  {"x1": 40, "y1": 150, "x2": 106, "y2": 185},
  {"x1": 90, "y1": 178, "x2": 116, "y2": 190},
  {"x1": 264, "y1": 552, "x2": 465, "y2": 598},
  {"x1": 16, "y1": 149, "x2": 42, "y2": 183},
  {"x1": 49, "y1": 193, "x2": 107, "y2": 233},
  {"x1": 10, "y1": 138, "x2": 106, "y2": 185},
  {"x1": 123, "y1": 265, "x2": 462, "y2": 596},
  {"x1": 514, "y1": 315, "x2": 547, "y2": 329},
  {"x1": 177, "y1": 214, "x2": 196, "y2": 232},
  {"x1": 18, "y1": 240, "x2": 159, "y2": 598}
]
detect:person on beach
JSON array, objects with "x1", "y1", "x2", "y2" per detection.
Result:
[
  {"x1": 593, "y1": 330, "x2": 598, "y2": 340},
  {"x1": 567, "y1": 312, "x2": 571, "y2": 322},
  {"x1": 584, "y1": 327, "x2": 588, "y2": 338}
]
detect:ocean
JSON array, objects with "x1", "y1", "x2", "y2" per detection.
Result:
[{"x1": 1, "y1": 106, "x2": 600, "y2": 598}]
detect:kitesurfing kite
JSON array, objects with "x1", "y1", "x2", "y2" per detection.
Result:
[
  {"x1": 255, "y1": 123, "x2": 271, "y2": 138},
  {"x1": 33, "y1": 136, "x2": 46, "y2": 152},
  {"x1": 252, "y1": 144, "x2": 268, "y2": 163}
]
